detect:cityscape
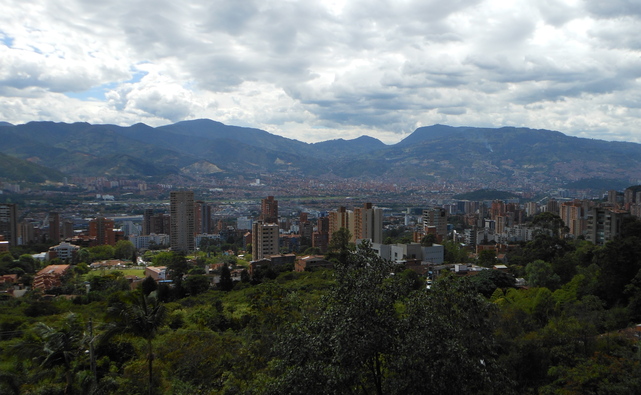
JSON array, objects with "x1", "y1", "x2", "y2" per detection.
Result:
[{"x1": 3, "y1": 0, "x2": 641, "y2": 392}]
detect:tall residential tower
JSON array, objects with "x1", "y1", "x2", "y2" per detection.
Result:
[{"x1": 170, "y1": 190, "x2": 195, "y2": 252}]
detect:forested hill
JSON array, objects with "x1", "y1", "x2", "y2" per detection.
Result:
[{"x1": 1, "y1": 120, "x2": 641, "y2": 188}]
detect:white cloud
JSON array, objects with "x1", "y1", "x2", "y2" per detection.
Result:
[{"x1": 0, "y1": 0, "x2": 640, "y2": 144}]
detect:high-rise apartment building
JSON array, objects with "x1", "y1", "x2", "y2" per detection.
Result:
[
  {"x1": 328, "y1": 207, "x2": 354, "y2": 243},
  {"x1": 62, "y1": 220, "x2": 74, "y2": 240},
  {"x1": 170, "y1": 190, "x2": 195, "y2": 252},
  {"x1": 252, "y1": 221, "x2": 279, "y2": 260},
  {"x1": 525, "y1": 202, "x2": 539, "y2": 217},
  {"x1": 0, "y1": 203, "x2": 18, "y2": 247},
  {"x1": 312, "y1": 216, "x2": 330, "y2": 252},
  {"x1": 559, "y1": 200, "x2": 592, "y2": 238},
  {"x1": 89, "y1": 217, "x2": 116, "y2": 246},
  {"x1": 48, "y1": 212, "x2": 60, "y2": 243},
  {"x1": 586, "y1": 208, "x2": 628, "y2": 245},
  {"x1": 194, "y1": 200, "x2": 212, "y2": 234},
  {"x1": 423, "y1": 207, "x2": 448, "y2": 241},
  {"x1": 607, "y1": 190, "x2": 619, "y2": 207},
  {"x1": 260, "y1": 196, "x2": 278, "y2": 224},
  {"x1": 142, "y1": 209, "x2": 154, "y2": 235},
  {"x1": 546, "y1": 199, "x2": 560, "y2": 215},
  {"x1": 353, "y1": 203, "x2": 383, "y2": 243}
]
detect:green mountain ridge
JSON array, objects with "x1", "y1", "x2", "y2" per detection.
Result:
[{"x1": 0, "y1": 120, "x2": 640, "y2": 189}]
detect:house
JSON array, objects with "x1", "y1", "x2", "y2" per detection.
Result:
[{"x1": 145, "y1": 266, "x2": 167, "y2": 281}]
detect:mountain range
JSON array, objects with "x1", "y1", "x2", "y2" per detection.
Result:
[{"x1": 0, "y1": 119, "x2": 640, "y2": 190}]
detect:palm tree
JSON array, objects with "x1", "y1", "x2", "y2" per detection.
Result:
[
  {"x1": 34, "y1": 313, "x2": 86, "y2": 395},
  {"x1": 105, "y1": 291, "x2": 166, "y2": 395}
]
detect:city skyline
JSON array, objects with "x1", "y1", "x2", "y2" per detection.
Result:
[{"x1": 2, "y1": 1, "x2": 641, "y2": 144}]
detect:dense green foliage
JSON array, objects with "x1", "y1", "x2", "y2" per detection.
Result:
[{"x1": 2, "y1": 227, "x2": 641, "y2": 394}]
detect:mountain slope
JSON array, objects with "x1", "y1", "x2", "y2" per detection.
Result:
[
  {"x1": 0, "y1": 152, "x2": 65, "y2": 183},
  {"x1": 311, "y1": 135, "x2": 386, "y2": 158},
  {"x1": 1, "y1": 120, "x2": 640, "y2": 189}
]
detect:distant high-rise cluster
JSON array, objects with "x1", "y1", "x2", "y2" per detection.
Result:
[{"x1": 327, "y1": 203, "x2": 383, "y2": 244}]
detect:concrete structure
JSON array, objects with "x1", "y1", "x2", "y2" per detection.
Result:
[
  {"x1": 46, "y1": 242, "x2": 80, "y2": 261},
  {"x1": 354, "y1": 202, "x2": 383, "y2": 244},
  {"x1": 295, "y1": 255, "x2": 334, "y2": 272},
  {"x1": 48, "y1": 212, "x2": 60, "y2": 243},
  {"x1": 586, "y1": 208, "x2": 628, "y2": 245},
  {"x1": 250, "y1": 253, "x2": 295, "y2": 274},
  {"x1": 194, "y1": 200, "x2": 212, "y2": 234},
  {"x1": 422, "y1": 207, "x2": 448, "y2": 242},
  {"x1": 252, "y1": 221, "x2": 280, "y2": 260},
  {"x1": 0, "y1": 203, "x2": 18, "y2": 247},
  {"x1": 89, "y1": 217, "x2": 117, "y2": 245},
  {"x1": 328, "y1": 206, "x2": 354, "y2": 242},
  {"x1": 236, "y1": 216, "x2": 253, "y2": 230},
  {"x1": 142, "y1": 208, "x2": 154, "y2": 235},
  {"x1": 170, "y1": 190, "x2": 195, "y2": 252},
  {"x1": 33, "y1": 265, "x2": 71, "y2": 291},
  {"x1": 260, "y1": 196, "x2": 279, "y2": 224},
  {"x1": 312, "y1": 216, "x2": 330, "y2": 252},
  {"x1": 145, "y1": 266, "x2": 167, "y2": 281},
  {"x1": 559, "y1": 200, "x2": 591, "y2": 238},
  {"x1": 129, "y1": 233, "x2": 170, "y2": 250},
  {"x1": 371, "y1": 242, "x2": 444, "y2": 265}
]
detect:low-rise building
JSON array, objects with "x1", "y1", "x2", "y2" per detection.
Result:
[
  {"x1": 46, "y1": 242, "x2": 80, "y2": 261},
  {"x1": 295, "y1": 255, "x2": 334, "y2": 272},
  {"x1": 145, "y1": 266, "x2": 167, "y2": 281},
  {"x1": 33, "y1": 265, "x2": 71, "y2": 291}
]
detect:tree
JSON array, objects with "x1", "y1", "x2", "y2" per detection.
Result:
[
  {"x1": 443, "y1": 240, "x2": 469, "y2": 263},
  {"x1": 77, "y1": 248, "x2": 91, "y2": 264},
  {"x1": 184, "y1": 275, "x2": 211, "y2": 296},
  {"x1": 270, "y1": 241, "x2": 511, "y2": 394},
  {"x1": 326, "y1": 227, "x2": 353, "y2": 264},
  {"x1": 105, "y1": 292, "x2": 166, "y2": 395},
  {"x1": 161, "y1": 252, "x2": 192, "y2": 298},
  {"x1": 530, "y1": 212, "x2": 568, "y2": 238},
  {"x1": 218, "y1": 264, "x2": 234, "y2": 292},
  {"x1": 140, "y1": 276, "x2": 158, "y2": 296},
  {"x1": 469, "y1": 269, "x2": 516, "y2": 297},
  {"x1": 88, "y1": 245, "x2": 115, "y2": 262},
  {"x1": 478, "y1": 249, "x2": 499, "y2": 267},
  {"x1": 390, "y1": 277, "x2": 513, "y2": 394},
  {"x1": 114, "y1": 240, "x2": 135, "y2": 260},
  {"x1": 33, "y1": 313, "x2": 87, "y2": 394},
  {"x1": 420, "y1": 233, "x2": 437, "y2": 247},
  {"x1": 526, "y1": 260, "x2": 561, "y2": 289}
]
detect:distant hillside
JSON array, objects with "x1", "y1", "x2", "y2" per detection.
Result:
[
  {"x1": 0, "y1": 151, "x2": 64, "y2": 183},
  {"x1": 311, "y1": 135, "x2": 386, "y2": 158},
  {"x1": 452, "y1": 189, "x2": 520, "y2": 201},
  {"x1": 563, "y1": 178, "x2": 631, "y2": 191},
  {"x1": 1, "y1": 120, "x2": 641, "y2": 189}
]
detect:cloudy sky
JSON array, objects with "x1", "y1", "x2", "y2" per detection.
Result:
[{"x1": 1, "y1": 0, "x2": 640, "y2": 144}]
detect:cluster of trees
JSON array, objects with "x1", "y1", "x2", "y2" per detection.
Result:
[{"x1": 2, "y1": 216, "x2": 641, "y2": 394}]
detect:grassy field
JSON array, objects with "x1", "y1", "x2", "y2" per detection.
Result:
[{"x1": 86, "y1": 268, "x2": 146, "y2": 277}]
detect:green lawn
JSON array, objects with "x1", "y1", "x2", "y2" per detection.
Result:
[{"x1": 86, "y1": 268, "x2": 146, "y2": 277}]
